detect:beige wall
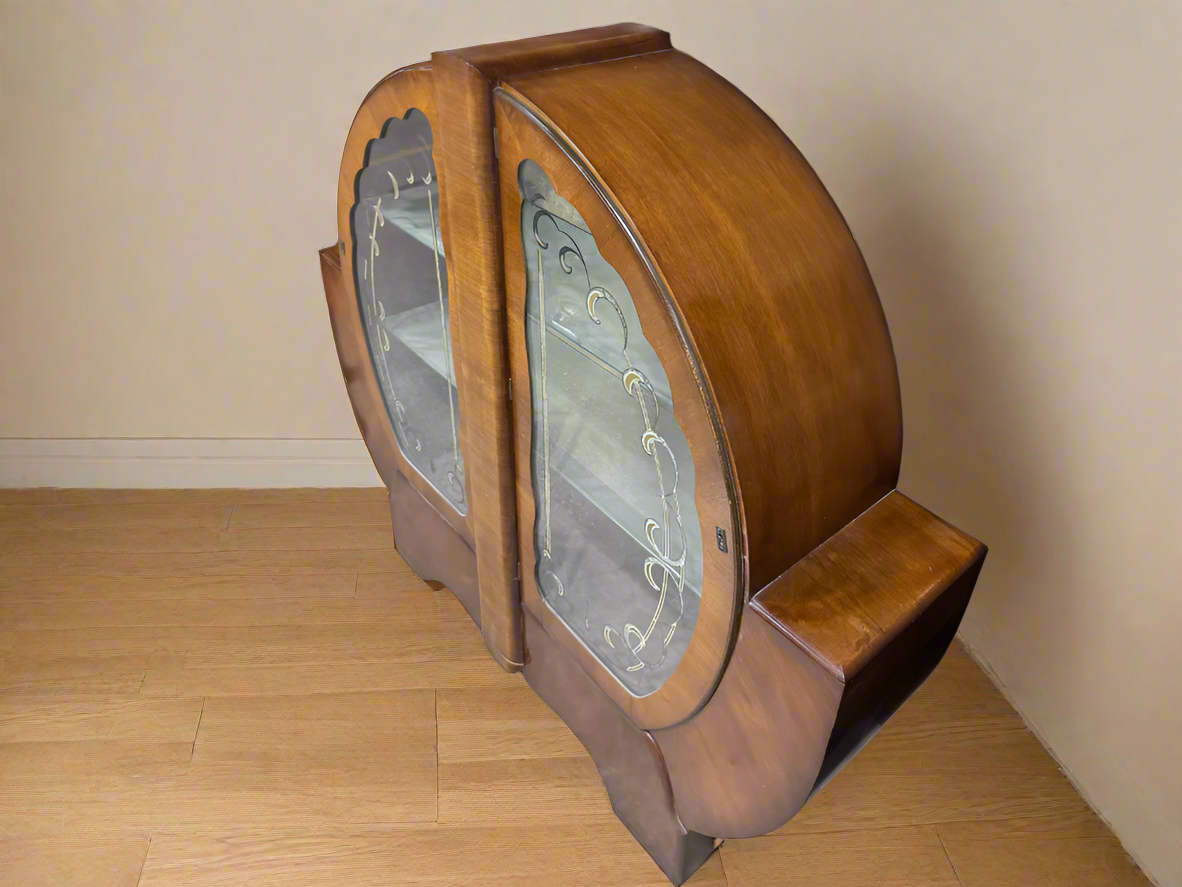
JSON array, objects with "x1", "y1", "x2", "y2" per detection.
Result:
[{"x1": 2, "y1": 1, "x2": 1179, "y2": 882}]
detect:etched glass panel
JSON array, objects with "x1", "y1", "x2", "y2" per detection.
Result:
[
  {"x1": 519, "y1": 159, "x2": 704, "y2": 696},
  {"x1": 352, "y1": 109, "x2": 465, "y2": 511}
]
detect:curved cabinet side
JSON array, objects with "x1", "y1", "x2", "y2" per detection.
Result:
[
  {"x1": 389, "y1": 470, "x2": 480, "y2": 626},
  {"x1": 320, "y1": 243, "x2": 399, "y2": 491},
  {"x1": 654, "y1": 603, "x2": 844, "y2": 838},
  {"x1": 503, "y1": 50, "x2": 904, "y2": 594},
  {"x1": 522, "y1": 609, "x2": 716, "y2": 885},
  {"x1": 655, "y1": 492, "x2": 986, "y2": 838}
]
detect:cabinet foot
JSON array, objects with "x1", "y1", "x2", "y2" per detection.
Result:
[{"x1": 522, "y1": 610, "x2": 717, "y2": 885}]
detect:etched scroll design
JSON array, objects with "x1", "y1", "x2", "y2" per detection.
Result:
[
  {"x1": 353, "y1": 110, "x2": 465, "y2": 509},
  {"x1": 528, "y1": 191, "x2": 691, "y2": 682},
  {"x1": 363, "y1": 192, "x2": 421, "y2": 456}
]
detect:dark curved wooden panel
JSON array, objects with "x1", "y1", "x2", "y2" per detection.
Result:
[
  {"x1": 656, "y1": 492, "x2": 985, "y2": 838},
  {"x1": 522, "y1": 609, "x2": 716, "y2": 885},
  {"x1": 655, "y1": 603, "x2": 843, "y2": 838},
  {"x1": 389, "y1": 470, "x2": 480, "y2": 626}
]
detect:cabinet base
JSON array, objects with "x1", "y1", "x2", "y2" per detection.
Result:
[
  {"x1": 522, "y1": 609, "x2": 717, "y2": 885},
  {"x1": 388, "y1": 471, "x2": 481, "y2": 625}
]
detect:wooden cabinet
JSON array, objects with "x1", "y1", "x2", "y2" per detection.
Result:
[{"x1": 319, "y1": 24, "x2": 986, "y2": 884}]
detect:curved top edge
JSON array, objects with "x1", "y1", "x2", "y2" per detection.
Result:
[
  {"x1": 501, "y1": 50, "x2": 902, "y2": 593},
  {"x1": 351, "y1": 60, "x2": 431, "y2": 122},
  {"x1": 341, "y1": 62, "x2": 434, "y2": 204}
]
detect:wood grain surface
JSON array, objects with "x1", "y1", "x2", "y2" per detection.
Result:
[
  {"x1": 424, "y1": 22, "x2": 685, "y2": 674},
  {"x1": 447, "y1": 22, "x2": 670, "y2": 79},
  {"x1": 505, "y1": 50, "x2": 904, "y2": 596},
  {"x1": 752, "y1": 492, "x2": 984, "y2": 680},
  {"x1": 430, "y1": 53, "x2": 523, "y2": 670},
  {"x1": 0, "y1": 489, "x2": 1150, "y2": 886}
]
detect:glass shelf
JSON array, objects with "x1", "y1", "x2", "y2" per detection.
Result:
[{"x1": 382, "y1": 284, "x2": 458, "y2": 382}]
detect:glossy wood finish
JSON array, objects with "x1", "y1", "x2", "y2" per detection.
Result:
[
  {"x1": 426, "y1": 23, "x2": 685, "y2": 672},
  {"x1": 322, "y1": 27, "x2": 993, "y2": 885},
  {"x1": 655, "y1": 601, "x2": 843, "y2": 838},
  {"x1": 0, "y1": 489, "x2": 1147, "y2": 887},
  {"x1": 504, "y1": 50, "x2": 903, "y2": 594},
  {"x1": 752, "y1": 492, "x2": 985, "y2": 681},
  {"x1": 447, "y1": 23, "x2": 670, "y2": 79},
  {"x1": 814, "y1": 545, "x2": 980, "y2": 797},
  {"x1": 494, "y1": 92, "x2": 742, "y2": 730},
  {"x1": 655, "y1": 492, "x2": 986, "y2": 838},
  {"x1": 331, "y1": 69, "x2": 475, "y2": 548},
  {"x1": 429, "y1": 55, "x2": 522, "y2": 671}
]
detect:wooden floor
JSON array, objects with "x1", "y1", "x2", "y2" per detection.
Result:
[{"x1": 0, "y1": 488, "x2": 1151, "y2": 887}]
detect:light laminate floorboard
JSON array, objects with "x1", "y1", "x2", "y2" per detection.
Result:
[{"x1": 0, "y1": 488, "x2": 1152, "y2": 886}]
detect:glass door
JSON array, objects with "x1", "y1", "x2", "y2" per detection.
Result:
[
  {"x1": 517, "y1": 159, "x2": 705, "y2": 697},
  {"x1": 351, "y1": 109, "x2": 466, "y2": 512}
]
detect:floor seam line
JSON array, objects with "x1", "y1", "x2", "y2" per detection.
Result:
[
  {"x1": 434, "y1": 689, "x2": 441, "y2": 823},
  {"x1": 936, "y1": 824, "x2": 966, "y2": 887},
  {"x1": 190, "y1": 696, "x2": 207, "y2": 764},
  {"x1": 134, "y1": 835, "x2": 153, "y2": 887},
  {"x1": 716, "y1": 839, "x2": 729, "y2": 886},
  {"x1": 740, "y1": 810, "x2": 1078, "y2": 839}
]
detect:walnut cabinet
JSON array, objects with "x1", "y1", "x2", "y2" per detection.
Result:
[{"x1": 318, "y1": 24, "x2": 986, "y2": 884}]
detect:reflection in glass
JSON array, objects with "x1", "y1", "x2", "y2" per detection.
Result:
[
  {"x1": 351, "y1": 109, "x2": 465, "y2": 512},
  {"x1": 519, "y1": 159, "x2": 704, "y2": 696}
]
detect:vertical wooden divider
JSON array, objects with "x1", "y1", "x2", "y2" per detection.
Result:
[
  {"x1": 432, "y1": 52, "x2": 524, "y2": 671},
  {"x1": 430, "y1": 25, "x2": 673, "y2": 672}
]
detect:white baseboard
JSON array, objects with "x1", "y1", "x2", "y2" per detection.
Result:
[{"x1": 0, "y1": 439, "x2": 383, "y2": 488}]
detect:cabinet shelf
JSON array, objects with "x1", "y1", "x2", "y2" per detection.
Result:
[
  {"x1": 529, "y1": 314, "x2": 699, "y2": 596},
  {"x1": 381, "y1": 299, "x2": 458, "y2": 384}
]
